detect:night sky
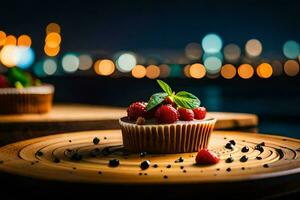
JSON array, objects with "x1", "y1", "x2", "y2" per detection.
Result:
[{"x1": 1, "y1": 0, "x2": 299, "y2": 55}]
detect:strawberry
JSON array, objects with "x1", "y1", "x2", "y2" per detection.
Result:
[
  {"x1": 178, "y1": 108, "x2": 194, "y2": 121},
  {"x1": 193, "y1": 106, "x2": 206, "y2": 120},
  {"x1": 195, "y1": 149, "x2": 220, "y2": 165},
  {"x1": 127, "y1": 102, "x2": 147, "y2": 120},
  {"x1": 164, "y1": 96, "x2": 176, "y2": 107},
  {"x1": 155, "y1": 104, "x2": 179, "y2": 124},
  {"x1": 0, "y1": 75, "x2": 10, "y2": 88}
]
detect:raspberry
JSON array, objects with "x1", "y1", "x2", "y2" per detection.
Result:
[
  {"x1": 195, "y1": 149, "x2": 220, "y2": 165},
  {"x1": 144, "y1": 106, "x2": 158, "y2": 119},
  {"x1": 155, "y1": 104, "x2": 179, "y2": 124},
  {"x1": 0, "y1": 75, "x2": 9, "y2": 88},
  {"x1": 127, "y1": 102, "x2": 147, "y2": 120},
  {"x1": 178, "y1": 108, "x2": 194, "y2": 121},
  {"x1": 193, "y1": 107, "x2": 206, "y2": 120}
]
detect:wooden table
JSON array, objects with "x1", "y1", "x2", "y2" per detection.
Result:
[
  {"x1": 0, "y1": 104, "x2": 258, "y2": 146},
  {"x1": 0, "y1": 130, "x2": 299, "y2": 198}
]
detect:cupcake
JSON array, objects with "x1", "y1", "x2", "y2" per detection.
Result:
[
  {"x1": 119, "y1": 80, "x2": 216, "y2": 153},
  {"x1": 0, "y1": 68, "x2": 54, "y2": 114}
]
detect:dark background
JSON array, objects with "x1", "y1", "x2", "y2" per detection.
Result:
[{"x1": 0, "y1": 0, "x2": 299, "y2": 137}]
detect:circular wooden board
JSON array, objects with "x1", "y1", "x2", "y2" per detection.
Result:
[
  {"x1": 0, "y1": 130, "x2": 299, "y2": 185},
  {"x1": 0, "y1": 104, "x2": 258, "y2": 146}
]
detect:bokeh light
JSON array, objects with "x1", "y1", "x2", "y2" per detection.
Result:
[
  {"x1": 202, "y1": 52, "x2": 223, "y2": 62},
  {"x1": 283, "y1": 40, "x2": 300, "y2": 59},
  {"x1": 183, "y1": 64, "x2": 191, "y2": 78},
  {"x1": 221, "y1": 64, "x2": 236, "y2": 79},
  {"x1": 146, "y1": 65, "x2": 160, "y2": 79},
  {"x1": 116, "y1": 53, "x2": 137, "y2": 72},
  {"x1": 0, "y1": 31, "x2": 6, "y2": 46},
  {"x1": 204, "y1": 56, "x2": 222, "y2": 74},
  {"x1": 284, "y1": 60, "x2": 299, "y2": 77},
  {"x1": 245, "y1": 39, "x2": 262, "y2": 57},
  {"x1": 185, "y1": 42, "x2": 202, "y2": 60},
  {"x1": 223, "y1": 44, "x2": 241, "y2": 62},
  {"x1": 159, "y1": 64, "x2": 171, "y2": 78},
  {"x1": 189, "y1": 63, "x2": 206, "y2": 79},
  {"x1": 16, "y1": 47, "x2": 35, "y2": 69},
  {"x1": 132, "y1": 65, "x2": 146, "y2": 78},
  {"x1": 62, "y1": 54, "x2": 79, "y2": 73},
  {"x1": 5, "y1": 35, "x2": 17, "y2": 46},
  {"x1": 256, "y1": 63, "x2": 273, "y2": 78},
  {"x1": 44, "y1": 45, "x2": 60, "y2": 57},
  {"x1": 33, "y1": 61, "x2": 45, "y2": 77},
  {"x1": 271, "y1": 60, "x2": 283, "y2": 76},
  {"x1": 46, "y1": 23, "x2": 61, "y2": 34},
  {"x1": 78, "y1": 54, "x2": 93, "y2": 70},
  {"x1": 43, "y1": 58, "x2": 57, "y2": 75},
  {"x1": 238, "y1": 64, "x2": 254, "y2": 79},
  {"x1": 202, "y1": 33, "x2": 223, "y2": 53},
  {"x1": 17, "y1": 35, "x2": 32, "y2": 47},
  {"x1": 0, "y1": 45, "x2": 20, "y2": 67},
  {"x1": 94, "y1": 59, "x2": 115, "y2": 76},
  {"x1": 45, "y1": 32, "x2": 61, "y2": 48}
]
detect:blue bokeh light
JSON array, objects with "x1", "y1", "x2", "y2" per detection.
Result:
[
  {"x1": 16, "y1": 47, "x2": 35, "y2": 69},
  {"x1": 202, "y1": 33, "x2": 223, "y2": 53},
  {"x1": 283, "y1": 40, "x2": 300, "y2": 59}
]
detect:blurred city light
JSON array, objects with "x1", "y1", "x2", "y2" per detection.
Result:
[
  {"x1": 0, "y1": 45, "x2": 20, "y2": 67},
  {"x1": 159, "y1": 64, "x2": 171, "y2": 78},
  {"x1": 271, "y1": 60, "x2": 283, "y2": 76},
  {"x1": 284, "y1": 60, "x2": 299, "y2": 76},
  {"x1": 146, "y1": 65, "x2": 160, "y2": 79},
  {"x1": 46, "y1": 23, "x2": 61, "y2": 34},
  {"x1": 204, "y1": 56, "x2": 222, "y2": 74},
  {"x1": 238, "y1": 64, "x2": 254, "y2": 79},
  {"x1": 183, "y1": 64, "x2": 191, "y2": 78},
  {"x1": 94, "y1": 59, "x2": 115, "y2": 76},
  {"x1": 221, "y1": 64, "x2": 236, "y2": 79},
  {"x1": 116, "y1": 53, "x2": 136, "y2": 72},
  {"x1": 245, "y1": 39, "x2": 262, "y2": 57},
  {"x1": 33, "y1": 61, "x2": 45, "y2": 77},
  {"x1": 17, "y1": 35, "x2": 32, "y2": 47},
  {"x1": 45, "y1": 32, "x2": 61, "y2": 48},
  {"x1": 256, "y1": 63, "x2": 273, "y2": 78},
  {"x1": 132, "y1": 65, "x2": 146, "y2": 78},
  {"x1": 44, "y1": 45, "x2": 60, "y2": 57},
  {"x1": 0, "y1": 31, "x2": 6, "y2": 46},
  {"x1": 189, "y1": 63, "x2": 206, "y2": 79},
  {"x1": 62, "y1": 54, "x2": 79, "y2": 73},
  {"x1": 5, "y1": 35, "x2": 17, "y2": 46},
  {"x1": 202, "y1": 33, "x2": 223, "y2": 53},
  {"x1": 283, "y1": 40, "x2": 300, "y2": 59},
  {"x1": 185, "y1": 42, "x2": 202, "y2": 60},
  {"x1": 43, "y1": 58, "x2": 57, "y2": 75},
  {"x1": 16, "y1": 47, "x2": 35, "y2": 69},
  {"x1": 223, "y1": 44, "x2": 241, "y2": 62},
  {"x1": 78, "y1": 54, "x2": 93, "y2": 70}
]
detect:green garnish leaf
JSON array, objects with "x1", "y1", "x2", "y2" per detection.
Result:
[
  {"x1": 146, "y1": 92, "x2": 168, "y2": 111},
  {"x1": 173, "y1": 91, "x2": 200, "y2": 109},
  {"x1": 157, "y1": 80, "x2": 172, "y2": 96}
]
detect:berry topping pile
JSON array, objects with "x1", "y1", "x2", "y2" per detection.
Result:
[{"x1": 126, "y1": 80, "x2": 207, "y2": 124}]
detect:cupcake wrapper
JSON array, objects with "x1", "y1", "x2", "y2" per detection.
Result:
[
  {"x1": 119, "y1": 118, "x2": 216, "y2": 153},
  {"x1": 0, "y1": 85, "x2": 54, "y2": 114}
]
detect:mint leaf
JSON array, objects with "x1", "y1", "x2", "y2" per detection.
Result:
[
  {"x1": 173, "y1": 91, "x2": 200, "y2": 109},
  {"x1": 157, "y1": 80, "x2": 172, "y2": 96},
  {"x1": 146, "y1": 92, "x2": 168, "y2": 111}
]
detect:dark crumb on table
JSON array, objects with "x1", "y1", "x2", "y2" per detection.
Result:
[
  {"x1": 241, "y1": 167, "x2": 245, "y2": 170},
  {"x1": 166, "y1": 164, "x2": 171, "y2": 168},
  {"x1": 226, "y1": 168, "x2": 231, "y2": 172},
  {"x1": 163, "y1": 175, "x2": 168, "y2": 179},
  {"x1": 153, "y1": 164, "x2": 158, "y2": 168},
  {"x1": 144, "y1": 173, "x2": 147, "y2": 175},
  {"x1": 54, "y1": 158, "x2": 60, "y2": 163},
  {"x1": 183, "y1": 170, "x2": 187, "y2": 173},
  {"x1": 36, "y1": 151, "x2": 43, "y2": 157},
  {"x1": 180, "y1": 166, "x2": 184, "y2": 169},
  {"x1": 104, "y1": 137, "x2": 107, "y2": 140},
  {"x1": 73, "y1": 167, "x2": 76, "y2": 170},
  {"x1": 263, "y1": 164, "x2": 269, "y2": 168},
  {"x1": 69, "y1": 140, "x2": 72, "y2": 143},
  {"x1": 0, "y1": 160, "x2": 3, "y2": 164},
  {"x1": 216, "y1": 168, "x2": 220, "y2": 171},
  {"x1": 93, "y1": 137, "x2": 100, "y2": 145},
  {"x1": 98, "y1": 171, "x2": 102, "y2": 174}
]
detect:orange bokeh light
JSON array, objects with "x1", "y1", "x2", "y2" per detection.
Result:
[
  {"x1": 5, "y1": 35, "x2": 17, "y2": 45},
  {"x1": 221, "y1": 64, "x2": 236, "y2": 79},
  {"x1": 256, "y1": 63, "x2": 273, "y2": 78},
  {"x1": 0, "y1": 31, "x2": 6, "y2": 46},
  {"x1": 17, "y1": 35, "x2": 32, "y2": 47},
  {"x1": 146, "y1": 65, "x2": 160, "y2": 79},
  {"x1": 94, "y1": 59, "x2": 115, "y2": 76},
  {"x1": 238, "y1": 64, "x2": 254, "y2": 79},
  {"x1": 284, "y1": 60, "x2": 299, "y2": 77},
  {"x1": 44, "y1": 45, "x2": 60, "y2": 57},
  {"x1": 46, "y1": 23, "x2": 61, "y2": 34},
  {"x1": 45, "y1": 32, "x2": 61, "y2": 48},
  {"x1": 132, "y1": 65, "x2": 146, "y2": 78},
  {"x1": 189, "y1": 63, "x2": 206, "y2": 79}
]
